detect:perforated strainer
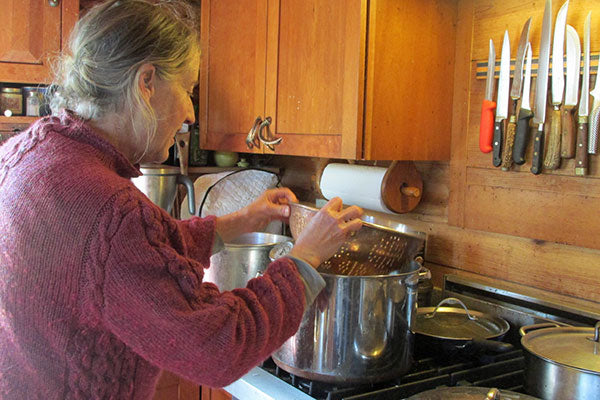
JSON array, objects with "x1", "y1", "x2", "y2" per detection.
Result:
[{"x1": 288, "y1": 202, "x2": 426, "y2": 276}]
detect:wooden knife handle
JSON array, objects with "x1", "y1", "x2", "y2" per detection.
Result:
[
  {"x1": 543, "y1": 107, "x2": 562, "y2": 169},
  {"x1": 561, "y1": 105, "x2": 576, "y2": 158},
  {"x1": 575, "y1": 117, "x2": 589, "y2": 176},
  {"x1": 492, "y1": 120, "x2": 504, "y2": 167},
  {"x1": 501, "y1": 115, "x2": 516, "y2": 171},
  {"x1": 531, "y1": 124, "x2": 545, "y2": 175},
  {"x1": 513, "y1": 108, "x2": 533, "y2": 165},
  {"x1": 479, "y1": 99, "x2": 496, "y2": 153}
]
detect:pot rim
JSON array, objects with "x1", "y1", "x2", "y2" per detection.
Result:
[
  {"x1": 521, "y1": 324, "x2": 600, "y2": 375},
  {"x1": 225, "y1": 232, "x2": 292, "y2": 248}
]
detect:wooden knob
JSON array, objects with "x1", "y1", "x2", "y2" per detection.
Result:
[{"x1": 381, "y1": 161, "x2": 423, "y2": 213}]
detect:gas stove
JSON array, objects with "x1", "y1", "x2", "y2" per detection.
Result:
[{"x1": 224, "y1": 275, "x2": 600, "y2": 400}]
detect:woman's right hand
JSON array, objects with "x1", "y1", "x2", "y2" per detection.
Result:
[{"x1": 288, "y1": 198, "x2": 363, "y2": 268}]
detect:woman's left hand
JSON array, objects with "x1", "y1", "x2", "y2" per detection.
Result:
[{"x1": 215, "y1": 188, "x2": 298, "y2": 242}]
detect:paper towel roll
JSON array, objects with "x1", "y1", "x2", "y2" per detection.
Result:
[{"x1": 319, "y1": 163, "x2": 393, "y2": 213}]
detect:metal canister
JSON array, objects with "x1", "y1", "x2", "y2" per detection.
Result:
[
  {"x1": 22, "y1": 87, "x2": 44, "y2": 117},
  {"x1": 1, "y1": 87, "x2": 23, "y2": 116}
]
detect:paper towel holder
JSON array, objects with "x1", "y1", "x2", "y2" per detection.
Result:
[{"x1": 380, "y1": 161, "x2": 423, "y2": 213}]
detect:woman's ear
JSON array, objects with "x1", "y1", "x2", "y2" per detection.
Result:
[{"x1": 138, "y1": 63, "x2": 156, "y2": 99}]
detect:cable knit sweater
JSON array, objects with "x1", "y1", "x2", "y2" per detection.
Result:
[{"x1": 0, "y1": 113, "x2": 306, "y2": 399}]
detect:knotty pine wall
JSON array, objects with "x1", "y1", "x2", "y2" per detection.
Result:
[{"x1": 269, "y1": 0, "x2": 600, "y2": 314}]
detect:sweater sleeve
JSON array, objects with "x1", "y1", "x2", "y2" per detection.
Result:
[{"x1": 94, "y1": 193, "x2": 306, "y2": 388}]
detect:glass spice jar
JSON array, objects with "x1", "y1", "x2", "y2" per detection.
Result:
[{"x1": 1, "y1": 87, "x2": 23, "y2": 116}]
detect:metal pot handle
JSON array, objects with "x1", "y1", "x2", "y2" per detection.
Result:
[
  {"x1": 587, "y1": 321, "x2": 600, "y2": 343},
  {"x1": 518, "y1": 322, "x2": 562, "y2": 337},
  {"x1": 176, "y1": 174, "x2": 196, "y2": 216},
  {"x1": 426, "y1": 297, "x2": 477, "y2": 321}
]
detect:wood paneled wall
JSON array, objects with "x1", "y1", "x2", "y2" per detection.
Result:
[{"x1": 269, "y1": 0, "x2": 600, "y2": 314}]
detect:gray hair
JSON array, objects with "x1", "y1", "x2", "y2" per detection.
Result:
[{"x1": 51, "y1": 0, "x2": 199, "y2": 159}]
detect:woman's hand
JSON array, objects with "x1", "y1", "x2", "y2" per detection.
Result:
[
  {"x1": 289, "y1": 197, "x2": 363, "y2": 268},
  {"x1": 215, "y1": 188, "x2": 298, "y2": 242}
]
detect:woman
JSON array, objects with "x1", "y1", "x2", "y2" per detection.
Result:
[{"x1": 0, "y1": 1, "x2": 362, "y2": 398}]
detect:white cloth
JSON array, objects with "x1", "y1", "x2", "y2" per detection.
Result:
[{"x1": 181, "y1": 169, "x2": 283, "y2": 234}]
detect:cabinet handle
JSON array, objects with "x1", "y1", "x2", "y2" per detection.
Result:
[
  {"x1": 257, "y1": 116, "x2": 282, "y2": 151},
  {"x1": 245, "y1": 116, "x2": 262, "y2": 149},
  {"x1": 48, "y1": 0, "x2": 60, "y2": 6}
]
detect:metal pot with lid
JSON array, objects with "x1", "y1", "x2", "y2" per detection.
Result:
[
  {"x1": 407, "y1": 386, "x2": 541, "y2": 399},
  {"x1": 520, "y1": 321, "x2": 600, "y2": 399},
  {"x1": 414, "y1": 298, "x2": 513, "y2": 357}
]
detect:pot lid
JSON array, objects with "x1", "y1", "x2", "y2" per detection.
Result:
[
  {"x1": 407, "y1": 386, "x2": 541, "y2": 399},
  {"x1": 520, "y1": 322, "x2": 600, "y2": 374},
  {"x1": 415, "y1": 298, "x2": 509, "y2": 340}
]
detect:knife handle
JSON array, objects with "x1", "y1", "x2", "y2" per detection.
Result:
[
  {"x1": 501, "y1": 116, "x2": 516, "y2": 171},
  {"x1": 513, "y1": 108, "x2": 533, "y2": 165},
  {"x1": 560, "y1": 105, "x2": 576, "y2": 158},
  {"x1": 531, "y1": 124, "x2": 545, "y2": 175},
  {"x1": 575, "y1": 117, "x2": 589, "y2": 176},
  {"x1": 492, "y1": 120, "x2": 504, "y2": 167},
  {"x1": 589, "y1": 103, "x2": 600, "y2": 154},
  {"x1": 543, "y1": 107, "x2": 562, "y2": 170},
  {"x1": 479, "y1": 99, "x2": 496, "y2": 153}
]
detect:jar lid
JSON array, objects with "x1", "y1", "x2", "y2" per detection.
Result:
[
  {"x1": 2, "y1": 87, "x2": 21, "y2": 93},
  {"x1": 521, "y1": 323, "x2": 600, "y2": 374}
]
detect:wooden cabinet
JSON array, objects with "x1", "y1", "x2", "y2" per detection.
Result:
[
  {"x1": 201, "y1": 387, "x2": 231, "y2": 400},
  {"x1": 199, "y1": 0, "x2": 457, "y2": 160},
  {"x1": 153, "y1": 370, "x2": 200, "y2": 400},
  {"x1": 0, "y1": 0, "x2": 78, "y2": 84}
]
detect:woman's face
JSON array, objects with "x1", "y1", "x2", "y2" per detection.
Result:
[{"x1": 142, "y1": 49, "x2": 200, "y2": 163}]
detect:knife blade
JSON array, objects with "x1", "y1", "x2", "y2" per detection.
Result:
[
  {"x1": 589, "y1": 61, "x2": 600, "y2": 155},
  {"x1": 513, "y1": 42, "x2": 533, "y2": 165},
  {"x1": 502, "y1": 18, "x2": 531, "y2": 171},
  {"x1": 480, "y1": 39, "x2": 496, "y2": 154},
  {"x1": 576, "y1": 13, "x2": 591, "y2": 176},
  {"x1": 545, "y1": 0, "x2": 569, "y2": 170},
  {"x1": 531, "y1": 0, "x2": 552, "y2": 175},
  {"x1": 493, "y1": 30, "x2": 510, "y2": 167},
  {"x1": 561, "y1": 25, "x2": 580, "y2": 159}
]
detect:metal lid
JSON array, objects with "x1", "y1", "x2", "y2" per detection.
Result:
[
  {"x1": 139, "y1": 164, "x2": 180, "y2": 176},
  {"x1": 416, "y1": 298, "x2": 510, "y2": 340},
  {"x1": 521, "y1": 322, "x2": 600, "y2": 374},
  {"x1": 408, "y1": 386, "x2": 541, "y2": 400}
]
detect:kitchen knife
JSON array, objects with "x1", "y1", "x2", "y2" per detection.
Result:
[
  {"x1": 576, "y1": 13, "x2": 591, "y2": 176},
  {"x1": 493, "y1": 30, "x2": 510, "y2": 167},
  {"x1": 589, "y1": 66, "x2": 600, "y2": 155},
  {"x1": 513, "y1": 42, "x2": 533, "y2": 165},
  {"x1": 502, "y1": 18, "x2": 531, "y2": 171},
  {"x1": 479, "y1": 39, "x2": 496, "y2": 153},
  {"x1": 545, "y1": 0, "x2": 569, "y2": 170},
  {"x1": 561, "y1": 25, "x2": 580, "y2": 159},
  {"x1": 531, "y1": 0, "x2": 552, "y2": 175}
]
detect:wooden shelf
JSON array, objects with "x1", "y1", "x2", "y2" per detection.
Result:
[{"x1": 0, "y1": 116, "x2": 38, "y2": 124}]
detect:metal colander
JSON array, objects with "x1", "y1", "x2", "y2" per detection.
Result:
[{"x1": 288, "y1": 202, "x2": 426, "y2": 276}]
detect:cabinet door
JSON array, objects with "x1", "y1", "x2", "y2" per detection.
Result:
[
  {"x1": 0, "y1": 0, "x2": 78, "y2": 84},
  {"x1": 199, "y1": 0, "x2": 268, "y2": 153},
  {"x1": 264, "y1": 0, "x2": 364, "y2": 158}
]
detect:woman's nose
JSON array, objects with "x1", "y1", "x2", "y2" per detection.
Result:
[{"x1": 184, "y1": 97, "x2": 195, "y2": 125}]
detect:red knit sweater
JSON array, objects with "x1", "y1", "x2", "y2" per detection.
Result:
[{"x1": 0, "y1": 113, "x2": 305, "y2": 399}]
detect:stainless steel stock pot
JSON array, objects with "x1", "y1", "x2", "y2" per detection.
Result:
[
  {"x1": 205, "y1": 232, "x2": 292, "y2": 291},
  {"x1": 272, "y1": 259, "x2": 430, "y2": 384}
]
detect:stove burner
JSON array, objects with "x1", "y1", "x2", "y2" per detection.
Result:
[{"x1": 261, "y1": 348, "x2": 526, "y2": 400}]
